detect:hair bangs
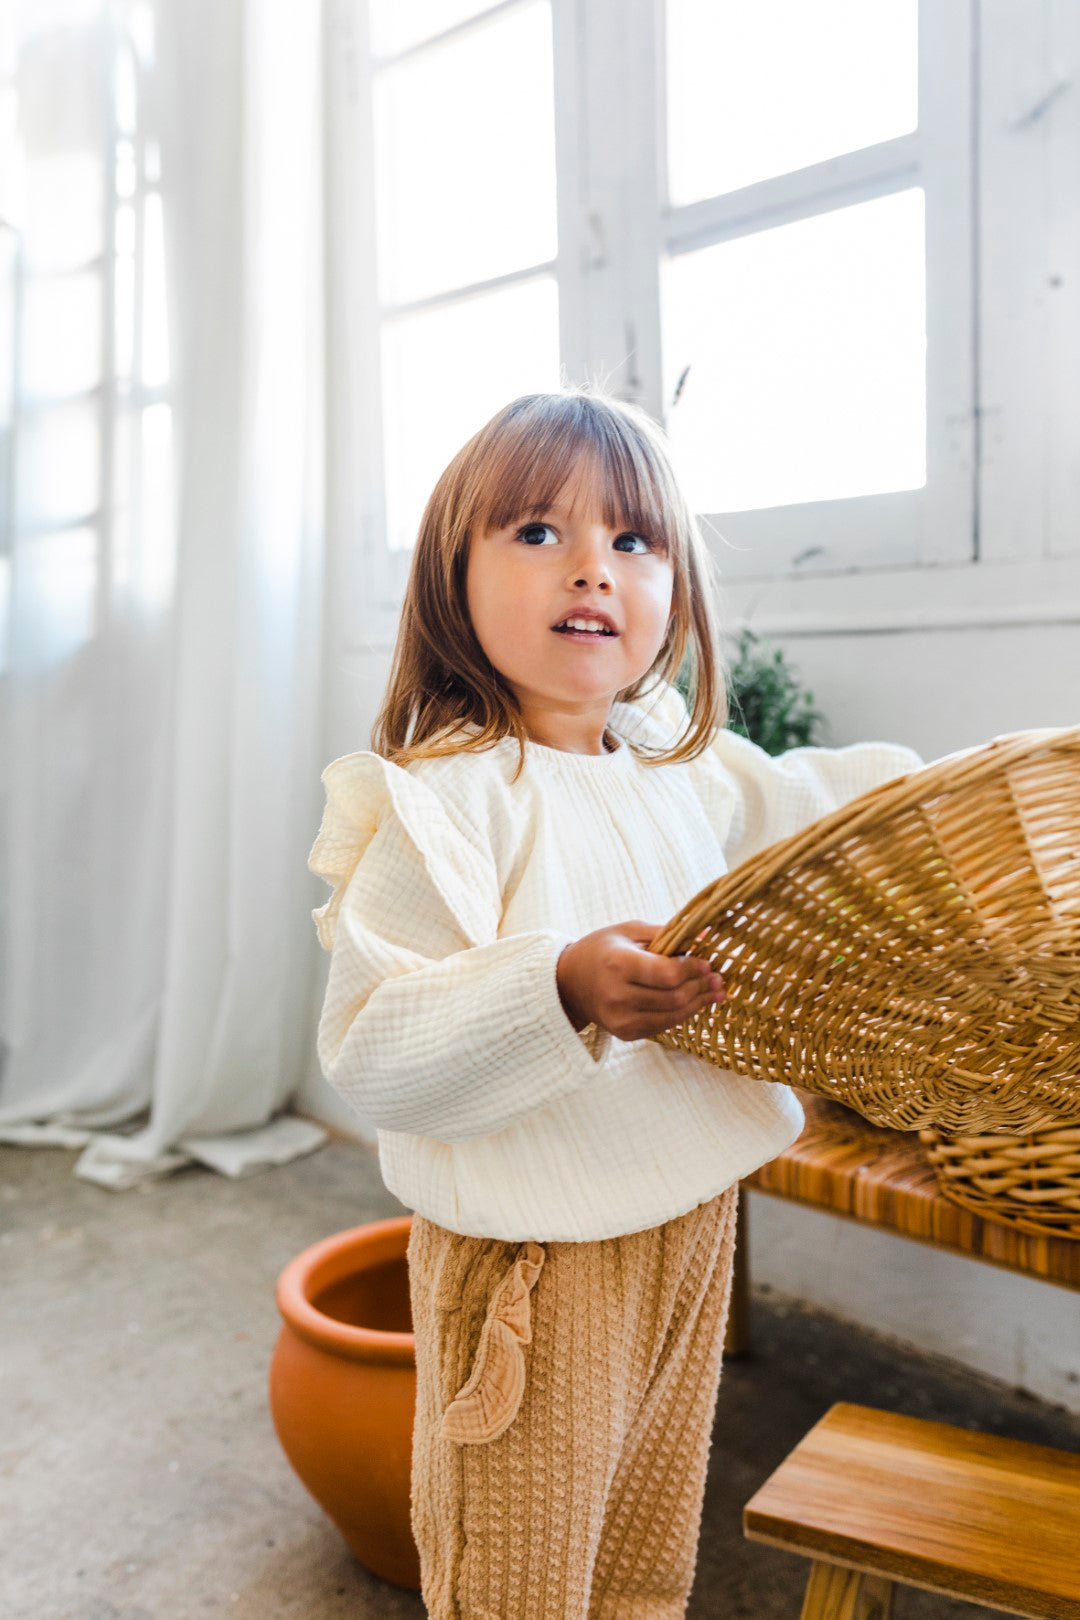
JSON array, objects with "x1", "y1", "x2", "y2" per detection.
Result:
[
  {"x1": 469, "y1": 396, "x2": 673, "y2": 556},
  {"x1": 583, "y1": 407, "x2": 679, "y2": 557}
]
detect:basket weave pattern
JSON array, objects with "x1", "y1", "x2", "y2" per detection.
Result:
[
  {"x1": 919, "y1": 1126, "x2": 1080, "y2": 1240},
  {"x1": 649, "y1": 728, "x2": 1080, "y2": 1135}
]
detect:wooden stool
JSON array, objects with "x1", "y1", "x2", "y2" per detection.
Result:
[{"x1": 743, "y1": 1402, "x2": 1080, "y2": 1618}]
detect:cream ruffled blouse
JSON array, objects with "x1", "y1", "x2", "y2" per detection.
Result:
[{"x1": 307, "y1": 680, "x2": 921, "y2": 1241}]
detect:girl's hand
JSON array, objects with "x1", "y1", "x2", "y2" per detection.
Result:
[{"x1": 556, "y1": 920, "x2": 726, "y2": 1043}]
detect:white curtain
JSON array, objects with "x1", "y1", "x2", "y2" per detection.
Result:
[{"x1": 0, "y1": 0, "x2": 332, "y2": 1186}]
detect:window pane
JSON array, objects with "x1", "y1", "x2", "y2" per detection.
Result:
[
  {"x1": 23, "y1": 152, "x2": 103, "y2": 272},
  {"x1": 661, "y1": 189, "x2": 925, "y2": 514},
  {"x1": 115, "y1": 202, "x2": 135, "y2": 379},
  {"x1": 17, "y1": 397, "x2": 100, "y2": 527},
  {"x1": 666, "y1": 0, "x2": 917, "y2": 205},
  {"x1": 137, "y1": 402, "x2": 176, "y2": 612},
  {"x1": 382, "y1": 276, "x2": 560, "y2": 552},
  {"x1": 0, "y1": 556, "x2": 8, "y2": 674},
  {"x1": 0, "y1": 85, "x2": 16, "y2": 228},
  {"x1": 16, "y1": 1, "x2": 101, "y2": 33},
  {"x1": 141, "y1": 190, "x2": 169, "y2": 387},
  {"x1": 111, "y1": 400, "x2": 175, "y2": 615},
  {"x1": 15, "y1": 524, "x2": 98, "y2": 669},
  {"x1": 108, "y1": 400, "x2": 174, "y2": 616},
  {"x1": 114, "y1": 36, "x2": 136, "y2": 133},
  {"x1": 21, "y1": 268, "x2": 101, "y2": 397},
  {"x1": 369, "y1": 0, "x2": 496, "y2": 59},
  {"x1": 374, "y1": 0, "x2": 556, "y2": 305},
  {"x1": 0, "y1": 227, "x2": 15, "y2": 431},
  {"x1": 19, "y1": 17, "x2": 106, "y2": 272}
]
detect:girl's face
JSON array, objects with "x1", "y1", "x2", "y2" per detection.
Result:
[{"x1": 465, "y1": 464, "x2": 675, "y2": 751}]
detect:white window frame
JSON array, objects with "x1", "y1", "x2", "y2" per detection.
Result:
[
  {"x1": 340, "y1": 0, "x2": 570, "y2": 647},
  {"x1": 573, "y1": 0, "x2": 974, "y2": 581},
  {"x1": 979, "y1": 0, "x2": 1080, "y2": 566},
  {"x1": 343, "y1": 0, "x2": 1080, "y2": 655},
  {"x1": 719, "y1": 0, "x2": 1080, "y2": 635}
]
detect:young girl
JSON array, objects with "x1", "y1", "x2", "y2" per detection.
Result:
[{"x1": 307, "y1": 387, "x2": 921, "y2": 1619}]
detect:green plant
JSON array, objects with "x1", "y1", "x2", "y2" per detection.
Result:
[
  {"x1": 726, "y1": 627, "x2": 827, "y2": 755},
  {"x1": 673, "y1": 627, "x2": 828, "y2": 757}
]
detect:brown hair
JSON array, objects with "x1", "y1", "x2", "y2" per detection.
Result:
[{"x1": 370, "y1": 385, "x2": 729, "y2": 780}]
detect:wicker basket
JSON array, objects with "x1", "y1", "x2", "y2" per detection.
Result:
[
  {"x1": 648, "y1": 726, "x2": 1080, "y2": 1135},
  {"x1": 919, "y1": 1125, "x2": 1080, "y2": 1239}
]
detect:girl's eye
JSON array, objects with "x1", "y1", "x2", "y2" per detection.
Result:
[{"x1": 514, "y1": 523, "x2": 654, "y2": 553}]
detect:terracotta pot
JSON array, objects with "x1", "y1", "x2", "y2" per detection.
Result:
[{"x1": 269, "y1": 1215, "x2": 421, "y2": 1590}]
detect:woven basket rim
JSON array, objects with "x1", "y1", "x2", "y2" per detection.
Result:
[
  {"x1": 651, "y1": 724, "x2": 1080, "y2": 956},
  {"x1": 919, "y1": 1124, "x2": 1080, "y2": 1147},
  {"x1": 918, "y1": 1126, "x2": 1080, "y2": 1238}
]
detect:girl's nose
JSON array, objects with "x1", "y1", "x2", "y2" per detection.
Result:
[{"x1": 568, "y1": 541, "x2": 615, "y2": 590}]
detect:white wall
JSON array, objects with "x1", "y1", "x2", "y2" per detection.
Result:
[
  {"x1": 764, "y1": 621, "x2": 1080, "y2": 761},
  {"x1": 746, "y1": 1189, "x2": 1080, "y2": 1415}
]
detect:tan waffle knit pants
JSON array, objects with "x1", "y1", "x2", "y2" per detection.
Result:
[{"x1": 406, "y1": 1183, "x2": 740, "y2": 1619}]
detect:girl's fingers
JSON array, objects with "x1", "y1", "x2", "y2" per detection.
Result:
[
  {"x1": 636, "y1": 996, "x2": 725, "y2": 1039},
  {"x1": 626, "y1": 951, "x2": 719, "y2": 991},
  {"x1": 621, "y1": 979, "x2": 725, "y2": 1015}
]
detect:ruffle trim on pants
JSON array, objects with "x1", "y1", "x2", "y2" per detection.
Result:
[{"x1": 440, "y1": 1240, "x2": 547, "y2": 1445}]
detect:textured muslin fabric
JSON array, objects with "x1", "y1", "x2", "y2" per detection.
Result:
[
  {"x1": 307, "y1": 679, "x2": 923, "y2": 1241},
  {"x1": 407, "y1": 1183, "x2": 740, "y2": 1619}
]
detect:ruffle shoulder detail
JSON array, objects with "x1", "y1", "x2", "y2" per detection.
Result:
[{"x1": 307, "y1": 750, "x2": 499, "y2": 951}]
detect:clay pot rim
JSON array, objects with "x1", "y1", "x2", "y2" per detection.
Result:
[{"x1": 275, "y1": 1214, "x2": 415, "y2": 1366}]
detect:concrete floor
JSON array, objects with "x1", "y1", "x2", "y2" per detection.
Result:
[{"x1": 4, "y1": 1133, "x2": 1079, "y2": 1620}]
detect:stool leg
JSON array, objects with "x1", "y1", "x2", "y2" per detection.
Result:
[
  {"x1": 800, "y1": 1560, "x2": 895, "y2": 1620},
  {"x1": 724, "y1": 1184, "x2": 751, "y2": 1358}
]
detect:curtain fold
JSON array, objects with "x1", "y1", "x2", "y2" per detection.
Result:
[{"x1": 0, "y1": 0, "x2": 332, "y2": 1187}]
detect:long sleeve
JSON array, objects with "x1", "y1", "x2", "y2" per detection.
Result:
[
  {"x1": 713, "y1": 726, "x2": 924, "y2": 870},
  {"x1": 307, "y1": 751, "x2": 614, "y2": 1143}
]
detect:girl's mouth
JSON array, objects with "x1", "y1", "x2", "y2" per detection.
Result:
[{"x1": 551, "y1": 625, "x2": 617, "y2": 641}]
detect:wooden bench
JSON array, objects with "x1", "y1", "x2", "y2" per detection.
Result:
[
  {"x1": 743, "y1": 1401, "x2": 1080, "y2": 1618},
  {"x1": 724, "y1": 1092, "x2": 1080, "y2": 1359}
]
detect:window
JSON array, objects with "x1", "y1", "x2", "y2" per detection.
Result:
[
  {"x1": 1, "y1": 0, "x2": 174, "y2": 678},
  {"x1": 663, "y1": 1, "x2": 924, "y2": 517},
  {"x1": 348, "y1": 0, "x2": 1079, "y2": 638},
  {"x1": 367, "y1": 0, "x2": 562, "y2": 588},
  {"x1": 658, "y1": 0, "x2": 970, "y2": 576}
]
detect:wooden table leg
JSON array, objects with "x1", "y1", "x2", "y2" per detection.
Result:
[
  {"x1": 724, "y1": 1183, "x2": 751, "y2": 1359},
  {"x1": 803, "y1": 1561, "x2": 893, "y2": 1613},
  {"x1": 800, "y1": 1561, "x2": 894, "y2": 1619}
]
